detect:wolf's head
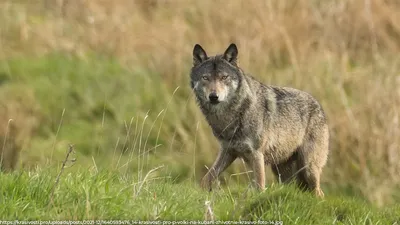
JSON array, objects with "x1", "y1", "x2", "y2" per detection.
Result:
[{"x1": 190, "y1": 43, "x2": 242, "y2": 106}]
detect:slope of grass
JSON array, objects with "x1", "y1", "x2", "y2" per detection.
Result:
[{"x1": 0, "y1": 168, "x2": 399, "y2": 224}]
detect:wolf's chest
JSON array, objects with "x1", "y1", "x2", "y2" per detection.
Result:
[
  {"x1": 208, "y1": 114, "x2": 264, "y2": 154},
  {"x1": 206, "y1": 115, "x2": 240, "y2": 141},
  {"x1": 210, "y1": 122, "x2": 239, "y2": 141}
]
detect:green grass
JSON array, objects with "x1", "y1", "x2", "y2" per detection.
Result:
[
  {"x1": 1, "y1": 53, "x2": 400, "y2": 222},
  {"x1": 0, "y1": 168, "x2": 399, "y2": 224},
  {"x1": 1, "y1": 53, "x2": 179, "y2": 167}
]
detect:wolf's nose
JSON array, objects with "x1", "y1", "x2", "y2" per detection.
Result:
[{"x1": 209, "y1": 93, "x2": 219, "y2": 102}]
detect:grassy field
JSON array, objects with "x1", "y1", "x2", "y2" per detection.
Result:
[
  {"x1": 1, "y1": 0, "x2": 400, "y2": 222},
  {"x1": 1, "y1": 168, "x2": 399, "y2": 223}
]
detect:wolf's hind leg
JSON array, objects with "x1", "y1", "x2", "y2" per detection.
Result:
[{"x1": 297, "y1": 124, "x2": 329, "y2": 198}]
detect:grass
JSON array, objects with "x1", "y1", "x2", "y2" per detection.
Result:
[{"x1": 1, "y1": 168, "x2": 399, "y2": 223}]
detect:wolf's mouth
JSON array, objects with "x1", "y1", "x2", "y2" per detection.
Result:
[{"x1": 209, "y1": 99, "x2": 220, "y2": 105}]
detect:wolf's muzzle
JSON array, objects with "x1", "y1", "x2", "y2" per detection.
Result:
[{"x1": 208, "y1": 92, "x2": 220, "y2": 104}]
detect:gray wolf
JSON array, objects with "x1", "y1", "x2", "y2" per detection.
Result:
[{"x1": 190, "y1": 43, "x2": 329, "y2": 197}]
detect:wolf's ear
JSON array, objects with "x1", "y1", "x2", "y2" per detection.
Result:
[
  {"x1": 223, "y1": 43, "x2": 238, "y2": 64},
  {"x1": 193, "y1": 44, "x2": 208, "y2": 66}
]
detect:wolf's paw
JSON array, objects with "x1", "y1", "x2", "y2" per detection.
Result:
[
  {"x1": 315, "y1": 188, "x2": 325, "y2": 198},
  {"x1": 200, "y1": 176, "x2": 212, "y2": 192}
]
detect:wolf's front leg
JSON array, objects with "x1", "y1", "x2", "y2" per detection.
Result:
[
  {"x1": 200, "y1": 149, "x2": 236, "y2": 191},
  {"x1": 243, "y1": 151, "x2": 266, "y2": 190}
]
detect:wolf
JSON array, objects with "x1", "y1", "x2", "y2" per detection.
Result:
[{"x1": 190, "y1": 43, "x2": 329, "y2": 197}]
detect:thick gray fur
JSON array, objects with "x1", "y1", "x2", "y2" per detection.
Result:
[{"x1": 190, "y1": 43, "x2": 329, "y2": 197}]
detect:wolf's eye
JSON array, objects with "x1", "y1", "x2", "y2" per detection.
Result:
[
  {"x1": 221, "y1": 75, "x2": 228, "y2": 80},
  {"x1": 202, "y1": 76, "x2": 209, "y2": 81}
]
